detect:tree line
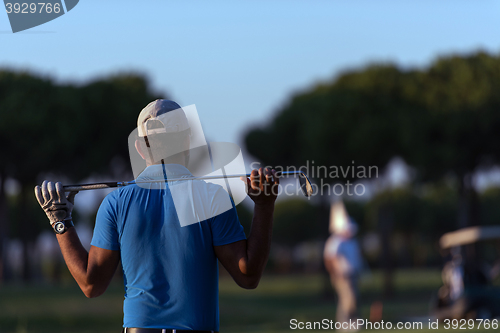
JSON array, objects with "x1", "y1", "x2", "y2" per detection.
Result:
[
  {"x1": 2, "y1": 51, "x2": 500, "y2": 284},
  {"x1": 246, "y1": 51, "x2": 500, "y2": 229},
  {"x1": 0, "y1": 70, "x2": 160, "y2": 282},
  {"x1": 244, "y1": 51, "x2": 500, "y2": 296}
]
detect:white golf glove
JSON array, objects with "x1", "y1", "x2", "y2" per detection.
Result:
[{"x1": 34, "y1": 181, "x2": 78, "y2": 225}]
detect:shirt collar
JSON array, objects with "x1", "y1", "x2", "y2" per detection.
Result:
[{"x1": 137, "y1": 164, "x2": 193, "y2": 181}]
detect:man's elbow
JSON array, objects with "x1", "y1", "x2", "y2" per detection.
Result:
[
  {"x1": 82, "y1": 284, "x2": 105, "y2": 298},
  {"x1": 236, "y1": 260, "x2": 263, "y2": 289},
  {"x1": 242, "y1": 281, "x2": 259, "y2": 290},
  {"x1": 237, "y1": 275, "x2": 260, "y2": 290}
]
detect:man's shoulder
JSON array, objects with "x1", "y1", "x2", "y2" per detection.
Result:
[
  {"x1": 100, "y1": 185, "x2": 142, "y2": 206},
  {"x1": 188, "y1": 179, "x2": 231, "y2": 199}
]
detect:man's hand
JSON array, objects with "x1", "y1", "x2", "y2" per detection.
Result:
[
  {"x1": 245, "y1": 167, "x2": 279, "y2": 205},
  {"x1": 35, "y1": 180, "x2": 78, "y2": 225}
]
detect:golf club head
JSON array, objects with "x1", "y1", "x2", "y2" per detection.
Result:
[
  {"x1": 277, "y1": 171, "x2": 313, "y2": 197},
  {"x1": 298, "y1": 172, "x2": 313, "y2": 197}
]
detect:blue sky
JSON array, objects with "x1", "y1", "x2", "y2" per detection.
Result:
[{"x1": 1, "y1": 0, "x2": 500, "y2": 147}]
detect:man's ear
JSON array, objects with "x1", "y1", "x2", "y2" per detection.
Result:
[{"x1": 135, "y1": 139, "x2": 147, "y2": 160}]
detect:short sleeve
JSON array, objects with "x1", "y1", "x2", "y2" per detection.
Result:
[
  {"x1": 91, "y1": 192, "x2": 120, "y2": 251},
  {"x1": 210, "y1": 189, "x2": 246, "y2": 246}
]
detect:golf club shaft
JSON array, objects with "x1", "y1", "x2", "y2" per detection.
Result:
[{"x1": 63, "y1": 171, "x2": 304, "y2": 192}]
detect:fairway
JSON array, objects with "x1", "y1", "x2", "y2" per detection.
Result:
[{"x1": 0, "y1": 269, "x2": 491, "y2": 333}]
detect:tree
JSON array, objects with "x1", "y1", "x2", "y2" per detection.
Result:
[
  {"x1": 0, "y1": 70, "x2": 160, "y2": 282},
  {"x1": 245, "y1": 66, "x2": 408, "y2": 179},
  {"x1": 247, "y1": 51, "x2": 500, "y2": 226},
  {"x1": 399, "y1": 53, "x2": 500, "y2": 228},
  {"x1": 272, "y1": 199, "x2": 320, "y2": 246},
  {"x1": 244, "y1": 51, "x2": 500, "y2": 296}
]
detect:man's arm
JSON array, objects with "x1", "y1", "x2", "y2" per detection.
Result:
[
  {"x1": 56, "y1": 230, "x2": 120, "y2": 298},
  {"x1": 214, "y1": 167, "x2": 277, "y2": 289},
  {"x1": 35, "y1": 181, "x2": 120, "y2": 298}
]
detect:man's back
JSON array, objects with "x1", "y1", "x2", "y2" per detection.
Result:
[{"x1": 92, "y1": 164, "x2": 245, "y2": 330}]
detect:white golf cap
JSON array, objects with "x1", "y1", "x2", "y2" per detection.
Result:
[{"x1": 137, "y1": 99, "x2": 190, "y2": 137}]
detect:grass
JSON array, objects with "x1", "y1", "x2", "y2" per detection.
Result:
[
  {"x1": 218, "y1": 270, "x2": 441, "y2": 333},
  {"x1": 0, "y1": 269, "x2": 493, "y2": 332},
  {"x1": 0, "y1": 282, "x2": 123, "y2": 333}
]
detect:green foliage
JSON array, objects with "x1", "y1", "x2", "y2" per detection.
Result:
[
  {"x1": 402, "y1": 53, "x2": 500, "y2": 181},
  {"x1": 6, "y1": 186, "x2": 48, "y2": 240},
  {"x1": 364, "y1": 185, "x2": 457, "y2": 236},
  {"x1": 0, "y1": 70, "x2": 161, "y2": 183},
  {"x1": 237, "y1": 199, "x2": 324, "y2": 245},
  {"x1": 480, "y1": 187, "x2": 500, "y2": 226},
  {"x1": 245, "y1": 64, "x2": 412, "y2": 180},
  {"x1": 0, "y1": 71, "x2": 58, "y2": 183},
  {"x1": 0, "y1": 69, "x2": 161, "y2": 280},
  {"x1": 344, "y1": 199, "x2": 366, "y2": 229},
  {"x1": 245, "y1": 52, "x2": 500, "y2": 184},
  {"x1": 272, "y1": 199, "x2": 321, "y2": 245}
]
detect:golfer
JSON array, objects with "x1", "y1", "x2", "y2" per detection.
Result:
[
  {"x1": 324, "y1": 202, "x2": 363, "y2": 325},
  {"x1": 35, "y1": 100, "x2": 279, "y2": 333}
]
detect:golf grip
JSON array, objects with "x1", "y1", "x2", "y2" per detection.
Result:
[{"x1": 63, "y1": 182, "x2": 119, "y2": 192}]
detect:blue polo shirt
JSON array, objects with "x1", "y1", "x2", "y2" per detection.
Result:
[{"x1": 91, "y1": 164, "x2": 246, "y2": 330}]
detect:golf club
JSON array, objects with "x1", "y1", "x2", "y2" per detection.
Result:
[{"x1": 63, "y1": 170, "x2": 314, "y2": 197}]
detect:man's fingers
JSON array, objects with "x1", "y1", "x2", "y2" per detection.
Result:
[
  {"x1": 272, "y1": 169, "x2": 279, "y2": 185},
  {"x1": 258, "y1": 168, "x2": 266, "y2": 190},
  {"x1": 42, "y1": 180, "x2": 51, "y2": 203},
  {"x1": 264, "y1": 168, "x2": 277, "y2": 196},
  {"x1": 47, "y1": 181, "x2": 57, "y2": 203},
  {"x1": 265, "y1": 168, "x2": 274, "y2": 184},
  {"x1": 250, "y1": 169, "x2": 259, "y2": 191},
  {"x1": 239, "y1": 176, "x2": 250, "y2": 193},
  {"x1": 269, "y1": 169, "x2": 279, "y2": 196},
  {"x1": 34, "y1": 185, "x2": 44, "y2": 206},
  {"x1": 246, "y1": 167, "x2": 280, "y2": 201},
  {"x1": 36, "y1": 180, "x2": 75, "y2": 224},
  {"x1": 55, "y1": 182, "x2": 65, "y2": 203},
  {"x1": 249, "y1": 167, "x2": 278, "y2": 188},
  {"x1": 262, "y1": 168, "x2": 271, "y2": 195}
]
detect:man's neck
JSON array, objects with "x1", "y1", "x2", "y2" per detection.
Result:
[{"x1": 147, "y1": 155, "x2": 187, "y2": 167}]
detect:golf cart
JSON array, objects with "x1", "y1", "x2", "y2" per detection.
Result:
[{"x1": 432, "y1": 226, "x2": 500, "y2": 320}]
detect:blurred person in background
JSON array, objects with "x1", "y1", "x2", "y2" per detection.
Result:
[{"x1": 324, "y1": 201, "x2": 363, "y2": 326}]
